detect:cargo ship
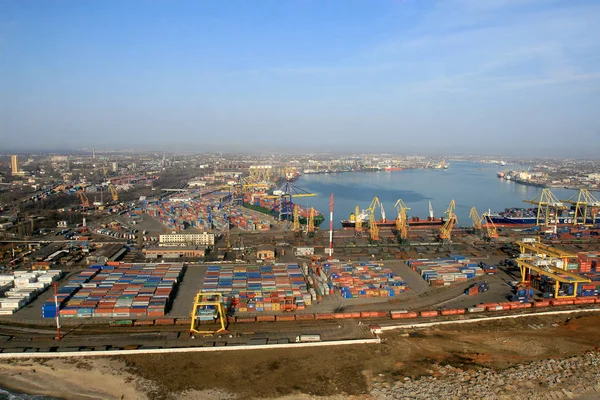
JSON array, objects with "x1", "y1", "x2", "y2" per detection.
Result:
[
  {"x1": 341, "y1": 201, "x2": 444, "y2": 229},
  {"x1": 485, "y1": 207, "x2": 599, "y2": 227},
  {"x1": 384, "y1": 166, "x2": 403, "y2": 171}
]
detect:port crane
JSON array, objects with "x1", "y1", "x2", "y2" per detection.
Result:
[
  {"x1": 469, "y1": 207, "x2": 482, "y2": 230},
  {"x1": 561, "y1": 189, "x2": 600, "y2": 226},
  {"x1": 366, "y1": 197, "x2": 386, "y2": 241},
  {"x1": 523, "y1": 189, "x2": 567, "y2": 227},
  {"x1": 189, "y1": 291, "x2": 228, "y2": 335},
  {"x1": 439, "y1": 200, "x2": 457, "y2": 242},
  {"x1": 293, "y1": 205, "x2": 301, "y2": 236},
  {"x1": 108, "y1": 184, "x2": 119, "y2": 202},
  {"x1": 516, "y1": 256, "x2": 590, "y2": 299},
  {"x1": 76, "y1": 190, "x2": 90, "y2": 208},
  {"x1": 482, "y1": 212, "x2": 499, "y2": 240},
  {"x1": 264, "y1": 182, "x2": 317, "y2": 221},
  {"x1": 307, "y1": 207, "x2": 316, "y2": 237},
  {"x1": 394, "y1": 199, "x2": 410, "y2": 241}
]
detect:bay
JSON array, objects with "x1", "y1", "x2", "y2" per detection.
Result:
[{"x1": 294, "y1": 161, "x2": 580, "y2": 228}]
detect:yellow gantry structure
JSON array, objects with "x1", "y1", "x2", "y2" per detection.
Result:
[
  {"x1": 439, "y1": 200, "x2": 457, "y2": 241},
  {"x1": 108, "y1": 184, "x2": 119, "y2": 202},
  {"x1": 76, "y1": 190, "x2": 90, "y2": 208},
  {"x1": 293, "y1": 205, "x2": 300, "y2": 234},
  {"x1": 394, "y1": 199, "x2": 410, "y2": 240},
  {"x1": 190, "y1": 291, "x2": 228, "y2": 335},
  {"x1": 516, "y1": 239, "x2": 577, "y2": 268},
  {"x1": 561, "y1": 189, "x2": 600, "y2": 227},
  {"x1": 307, "y1": 207, "x2": 315, "y2": 235},
  {"x1": 523, "y1": 189, "x2": 567, "y2": 226},
  {"x1": 516, "y1": 257, "x2": 590, "y2": 299},
  {"x1": 469, "y1": 207, "x2": 482, "y2": 230},
  {"x1": 355, "y1": 205, "x2": 363, "y2": 234}
]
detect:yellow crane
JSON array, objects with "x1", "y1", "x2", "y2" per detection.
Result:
[
  {"x1": 439, "y1": 200, "x2": 457, "y2": 242},
  {"x1": 307, "y1": 207, "x2": 315, "y2": 236},
  {"x1": 523, "y1": 189, "x2": 567, "y2": 226},
  {"x1": 516, "y1": 257, "x2": 590, "y2": 299},
  {"x1": 394, "y1": 199, "x2": 410, "y2": 240},
  {"x1": 293, "y1": 205, "x2": 300, "y2": 235},
  {"x1": 189, "y1": 291, "x2": 228, "y2": 335},
  {"x1": 354, "y1": 205, "x2": 363, "y2": 235},
  {"x1": 482, "y1": 212, "x2": 499, "y2": 239},
  {"x1": 469, "y1": 207, "x2": 482, "y2": 230},
  {"x1": 366, "y1": 197, "x2": 386, "y2": 241},
  {"x1": 516, "y1": 239, "x2": 577, "y2": 269},
  {"x1": 76, "y1": 190, "x2": 90, "y2": 208},
  {"x1": 561, "y1": 189, "x2": 600, "y2": 226},
  {"x1": 108, "y1": 184, "x2": 118, "y2": 202}
]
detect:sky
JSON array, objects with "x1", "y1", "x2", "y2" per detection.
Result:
[{"x1": 1, "y1": 0, "x2": 599, "y2": 156}]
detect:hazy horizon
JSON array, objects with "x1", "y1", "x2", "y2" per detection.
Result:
[{"x1": 2, "y1": 0, "x2": 599, "y2": 157}]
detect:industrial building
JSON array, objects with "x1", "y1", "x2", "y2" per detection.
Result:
[
  {"x1": 144, "y1": 246, "x2": 206, "y2": 259},
  {"x1": 256, "y1": 244, "x2": 275, "y2": 260},
  {"x1": 159, "y1": 232, "x2": 215, "y2": 247},
  {"x1": 86, "y1": 244, "x2": 127, "y2": 265},
  {"x1": 11, "y1": 155, "x2": 24, "y2": 176}
]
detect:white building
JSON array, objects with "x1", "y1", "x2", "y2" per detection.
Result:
[{"x1": 159, "y1": 232, "x2": 215, "y2": 247}]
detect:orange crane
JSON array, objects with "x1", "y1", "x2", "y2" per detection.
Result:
[
  {"x1": 307, "y1": 207, "x2": 316, "y2": 236},
  {"x1": 108, "y1": 184, "x2": 119, "y2": 202},
  {"x1": 482, "y1": 212, "x2": 499, "y2": 239},
  {"x1": 76, "y1": 190, "x2": 90, "y2": 208}
]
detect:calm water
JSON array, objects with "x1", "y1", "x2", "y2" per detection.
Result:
[{"x1": 295, "y1": 161, "x2": 581, "y2": 228}]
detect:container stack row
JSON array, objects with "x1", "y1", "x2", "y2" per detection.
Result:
[
  {"x1": 319, "y1": 261, "x2": 407, "y2": 298},
  {"x1": 145, "y1": 197, "x2": 271, "y2": 233},
  {"x1": 0, "y1": 270, "x2": 61, "y2": 315},
  {"x1": 41, "y1": 263, "x2": 184, "y2": 319},
  {"x1": 202, "y1": 264, "x2": 312, "y2": 312},
  {"x1": 407, "y1": 255, "x2": 484, "y2": 287}
]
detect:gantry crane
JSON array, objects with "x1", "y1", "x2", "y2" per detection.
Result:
[
  {"x1": 394, "y1": 199, "x2": 410, "y2": 240},
  {"x1": 561, "y1": 189, "x2": 600, "y2": 226},
  {"x1": 523, "y1": 189, "x2": 567, "y2": 227},
  {"x1": 189, "y1": 291, "x2": 228, "y2": 335},
  {"x1": 439, "y1": 200, "x2": 457, "y2": 242},
  {"x1": 76, "y1": 190, "x2": 90, "y2": 208},
  {"x1": 263, "y1": 182, "x2": 317, "y2": 221},
  {"x1": 516, "y1": 257, "x2": 590, "y2": 299},
  {"x1": 516, "y1": 239, "x2": 577, "y2": 269},
  {"x1": 469, "y1": 207, "x2": 482, "y2": 230}
]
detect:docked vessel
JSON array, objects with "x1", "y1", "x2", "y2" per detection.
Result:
[
  {"x1": 341, "y1": 201, "x2": 444, "y2": 229},
  {"x1": 485, "y1": 207, "x2": 598, "y2": 227},
  {"x1": 384, "y1": 166, "x2": 403, "y2": 171}
]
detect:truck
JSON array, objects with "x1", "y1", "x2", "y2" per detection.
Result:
[{"x1": 295, "y1": 334, "x2": 321, "y2": 343}]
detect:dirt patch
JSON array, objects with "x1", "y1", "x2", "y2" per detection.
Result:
[{"x1": 118, "y1": 313, "x2": 600, "y2": 399}]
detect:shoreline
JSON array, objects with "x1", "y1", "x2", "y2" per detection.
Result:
[{"x1": 0, "y1": 358, "x2": 150, "y2": 400}]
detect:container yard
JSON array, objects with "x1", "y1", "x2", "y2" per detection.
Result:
[
  {"x1": 41, "y1": 263, "x2": 184, "y2": 319},
  {"x1": 0, "y1": 270, "x2": 61, "y2": 315},
  {"x1": 201, "y1": 264, "x2": 312, "y2": 313},
  {"x1": 407, "y1": 255, "x2": 486, "y2": 287},
  {"x1": 145, "y1": 196, "x2": 273, "y2": 232},
  {"x1": 310, "y1": 261, "x2": 408, "y2": 299}
]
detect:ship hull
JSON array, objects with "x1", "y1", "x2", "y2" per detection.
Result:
[{"x1": 341, "y1": 218, "x2": 444, "y2": 229}]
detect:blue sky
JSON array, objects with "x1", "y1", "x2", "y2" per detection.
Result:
[{"x1": 1, "y1": 0, "x2": 599, "y2": 155}]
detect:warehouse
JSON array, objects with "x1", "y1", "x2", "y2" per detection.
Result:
[
  {"x1": 159, "y1": 232, "x2": 215, "y2": 247},
  {"x1": 86, "y1": 244, "x2": 127, "y2": 265},
  {"x1": 256, "y1": 244, "x2": 275, "y2": 260},
  {"x1": 144, "y1": 246, "x2": 206, "y2": 259}
]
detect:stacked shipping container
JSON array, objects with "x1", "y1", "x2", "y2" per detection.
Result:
[
  {"x1": 407, "y1": 255, "x2": 484, "y2": 287},
  {"x1": 319, "y1": 262, "x2": 407, "y2": 298},
  {"x1": 202, "y1": 264, "x2": 312, "y2": 312},
  {"x1": 41, "y1": 263, "x2": 184, "y2": 318},
  {"x1": 0, "y1": 270, "x2": 61, "y2": 315}
]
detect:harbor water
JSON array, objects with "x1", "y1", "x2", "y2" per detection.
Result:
[{"x1": 295, "y1": 161, "x2": 582, "y2": 228}]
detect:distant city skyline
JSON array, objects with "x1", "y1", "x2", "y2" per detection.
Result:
[{"x1": 1, "y1": 0, "x2": 599, "y2": 157}]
